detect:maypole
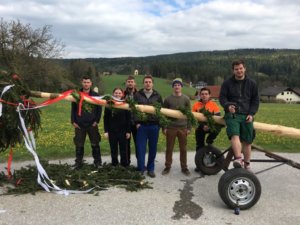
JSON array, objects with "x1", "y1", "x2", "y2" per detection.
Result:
[{"x1": 29, "y1": 90, "x2": 300, "y2": 139}]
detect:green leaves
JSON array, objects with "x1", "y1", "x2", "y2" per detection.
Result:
[
  {"x1": 199, "y1": 108, "x2": 223, "y2": 133},
  {"x1": 0, "y1": 74, "x2": 41, "y2": 152},
  {"x1": 0, "y1": 162, "x2": 152, "y2": 195}
]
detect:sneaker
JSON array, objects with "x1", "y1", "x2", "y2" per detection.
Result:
[
  {"x1": 233, "y1": 158, "x2": 243, "y2": 168},
  {"x1": 162, "y1": 167, "x2": 170, "y2": 175},
  {"x1": 147, "y1": 171, "x2": 156, "y2": 178},
  {"x1": 244, "y1": 162, "x2": 253, "y2": 173},
  {"x1": 182, "y1": 168, "x2": 191, "y2": 176}
]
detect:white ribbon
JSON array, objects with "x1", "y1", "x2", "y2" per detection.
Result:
[
  {"x1": 0, "y1": 84, "x2": 15, "y2": 117},
  {"x1": 1, "y1": 87, "x2": 113, "y2": 194},
  {"x1": 17, "y1": 103, "x2": 94, "y2": 195}
]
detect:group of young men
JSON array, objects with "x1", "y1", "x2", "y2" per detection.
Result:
[{"x1": 71, "y1": 59, "x2": 259, "y2": 177}]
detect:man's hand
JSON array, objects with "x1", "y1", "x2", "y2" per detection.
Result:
[
  {"x1": 136, "y1": 124, "x2": 141, "y2": 129},
  {"x1": 126, "y1": 133, "x2": 131, "y2": 139},
  {"x1": 246, "y1": 115, "x2": 253, "y2": 123},
  {"x1": 203, "y1": 125, "x2": 210, "y2": 132},
  {"x1": 92, "y1": 122, "x2": 98, "y2": 127},
  {"x1": 186, "y1": 129, "x2": 191, "y2": 135},
  {"x1": 228, "y1": 105, "x2": 236, "y2": 113},
  {"x1": 104, "y1": 132, "x2": 109, "y2": 139},
  {"x1": 73, "y1": 122, "x2": 80, "y2": 129},
  {"x1": 162, "y1": 128, "x2": 167, "y2": 136}
]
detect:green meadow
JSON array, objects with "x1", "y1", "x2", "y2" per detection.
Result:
[{"x1": 1, "y1": 74, "x2": 300, "y2": 162}]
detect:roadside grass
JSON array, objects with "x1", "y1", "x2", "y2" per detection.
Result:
[{"x1": 0, "y1": 74, "x2": 299, "y2": 162}]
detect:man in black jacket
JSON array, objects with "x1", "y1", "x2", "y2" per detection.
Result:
[
  {"x1": 134, "y1": 75, "x2": 163, "y2": 178},
  {"x1": 123, "y1": 75, "x2": 138, "y2": 164},
  {"x1": 71, "y1": 76, "x2": 102, "y2": 169},
  {"x1": 219, "y1": 59, "x2": 259, "y2": 171}
]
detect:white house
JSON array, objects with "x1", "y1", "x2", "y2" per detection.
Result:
[{"x1": 260, "y1": 87, "x2": 300, "y2": 103}]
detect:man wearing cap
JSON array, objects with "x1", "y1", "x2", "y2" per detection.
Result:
[{"x1": 162, "y1": 78, "x2": 192, "y2": 176}]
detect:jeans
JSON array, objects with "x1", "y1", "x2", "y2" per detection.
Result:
[{"x1": 136, "y1": 124, "x2": 160, "y2": 172}]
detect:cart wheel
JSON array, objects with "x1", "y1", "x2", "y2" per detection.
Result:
[
  {"x1": 218, "y1": 168, "x2": 261, "y2": 210},
  {"x1": 195, "y1": 145, "x2": 224, "y2": 175}
]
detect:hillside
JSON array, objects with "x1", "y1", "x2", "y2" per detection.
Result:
[
  {"x1": 77, "y1": 48, "x2": 300, "y2": 89},
  {"x1": 102, "y1": 74, "x2": 196, "y2": 98},
  {"x1": 2, "y1": 48, "x2": 300, "y2": 93}
]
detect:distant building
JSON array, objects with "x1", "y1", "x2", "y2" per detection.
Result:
[
  {"x1": 260, "y1": 87, "x2": 300, "y2": 103},
  {"x1": 193, "y1": 81, "x2": 207, "y2": 89},
  {"x1": 103, "y1": 71, "x2": 111, "y2": 76},
  {"x1": 134, "y1": 69, "x2": 139, "y2": 76}
]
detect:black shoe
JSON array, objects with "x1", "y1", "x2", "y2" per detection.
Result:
[
  {"x1": 206, "y1": 139, "x2": 214, "y2": 146},
  {"x1": 162, "y1": 167, "x2": 170, "y2": 175},
  {"x1": 147, "y1": 171, "x2": 156, "y2": 178},
  {"x1": 94, "y1": 162, "x2": 102, "y2": 169},
  {"x1": 194, "y1": 167, "x2": 200, "y2": 172},
  {"x1": 73, "y1": 161, "x2": 83, "y2": 170}
]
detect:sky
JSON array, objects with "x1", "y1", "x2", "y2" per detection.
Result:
[{"x1": 1, "y1": 0, "x2": 300, "y2": 58}]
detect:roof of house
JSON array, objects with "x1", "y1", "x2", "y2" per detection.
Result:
[
  {"x1": 293, "y1": 88, "x2": 300, "y2": 96},
  {"x1": 260, "y1": 86, "x2": 300, "y2": 96},
  {"x1": 260, "y1": 86, "x2": 289, "y2": 96},
  {"x1": 206, "y1": 85, "x2": 221, "y2": 99}
]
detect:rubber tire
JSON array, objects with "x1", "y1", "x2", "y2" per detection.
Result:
[
  {"x1": 218, "y1": 168, "x2": 261, "y2": 210},
  {"x1": 194, "y1": 145, "x2": 224, "y2": 175}
]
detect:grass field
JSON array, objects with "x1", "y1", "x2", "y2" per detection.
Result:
[{"x1": 1, "y1": 75, "x2": 300, "y2": 162}]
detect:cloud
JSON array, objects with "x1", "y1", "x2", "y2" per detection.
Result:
[{"x1": 0, "y1": 0, "x2": 299, "y2": 58}]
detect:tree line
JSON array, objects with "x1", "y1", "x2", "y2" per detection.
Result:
[{"x1": 1, "y1": 19, "x2": 300, "y2": 92}]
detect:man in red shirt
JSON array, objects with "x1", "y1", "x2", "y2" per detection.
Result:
[{"x1": 192, "y1": 87, "x2": 221, "y2": 151}]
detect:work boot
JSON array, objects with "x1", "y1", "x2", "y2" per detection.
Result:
[
  {"x1": 147, "y1": 171, "x2": 156, "y2": 178},
  {"x1": 161, "y1": 167, "x2": 170, "y2": 175},
  {"x1": 182, "y1": 168, "x2": 191, "y2": 176}
]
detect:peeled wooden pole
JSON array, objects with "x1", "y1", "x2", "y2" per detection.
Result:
[{"x1": 30, "y1": 91, "x2": 300, "y2": 139}]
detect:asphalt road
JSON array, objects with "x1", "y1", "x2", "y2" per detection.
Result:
[{"x1": 1, "y1": 151, "x2": 300, "y2": 225}]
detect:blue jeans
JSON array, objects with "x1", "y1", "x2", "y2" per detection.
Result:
[{"x1": 136, "y1": 124, "x2": 160, "y2": 172}]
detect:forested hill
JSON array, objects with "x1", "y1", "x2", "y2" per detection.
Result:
[{"x1": 67, "y1": 48, "x2": 300, "y2": 89}]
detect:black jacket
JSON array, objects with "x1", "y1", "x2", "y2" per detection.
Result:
[
  {"x1": 104, "y1": 108, "x2": 131, "y2": 133},
  {"x1": 71, "y1": 89, "x2": 102, "y2": 128},
  {"x1": 219, "y1": 75, "x2": 259, "y2": 115},
  {"x1": 133, "y1": 89, "x2": 163, "y2": 125}
]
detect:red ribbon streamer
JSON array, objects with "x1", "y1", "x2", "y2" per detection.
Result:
[{"x1": 38, "y1": 90, "x2": 75, "y2": 107}]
